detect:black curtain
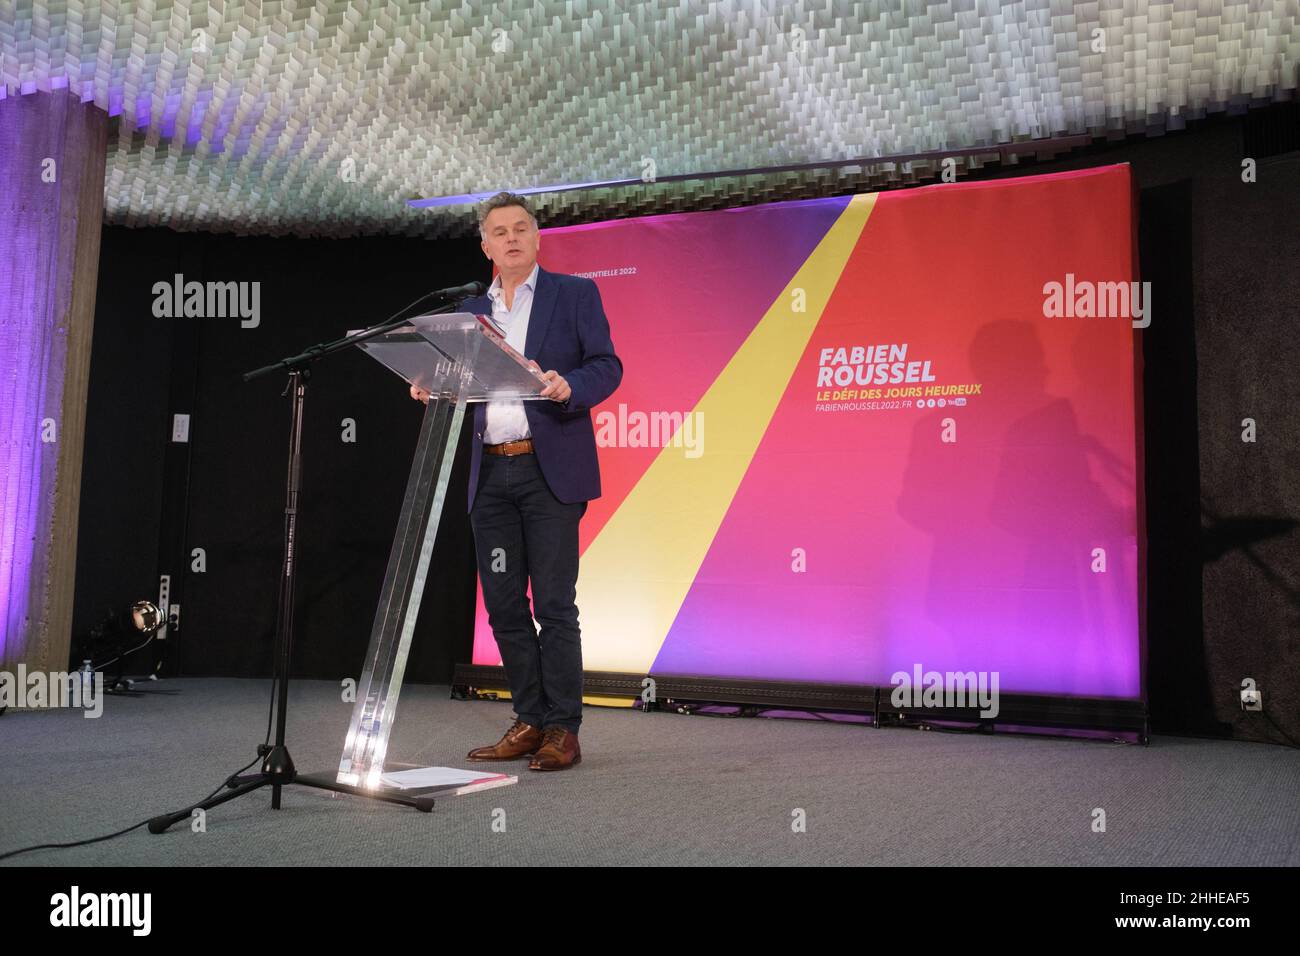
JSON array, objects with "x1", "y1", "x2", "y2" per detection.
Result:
[{"x1": 74, "y1": 230, "x2": 489, "y2": 684}]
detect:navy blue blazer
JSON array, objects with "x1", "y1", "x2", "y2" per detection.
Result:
[{"x1": 461, "y1": 266, "x2": 623, "y2": 510}]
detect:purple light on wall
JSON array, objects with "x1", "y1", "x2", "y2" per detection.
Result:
[
  {"x1": 0, "y1": 90, "x2": 108, "y2": 666},
  {"x1": 0, "y1": 217, "x2": 47, "y2": 660},
  {"x1": 0, "y1": 106, "x2": 55, "y2": 661}
]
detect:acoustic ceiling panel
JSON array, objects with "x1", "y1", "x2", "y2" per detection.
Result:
[{"x1": 1, "y1": 0, "x2": 1296, "y2": 237}]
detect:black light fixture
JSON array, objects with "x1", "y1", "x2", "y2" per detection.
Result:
[
  {"x1": 77, "y1": 600, "x2": 168, "y2": 694},
  {"x1": 129, "y1": 601, "x2": 166, "y2": 635}
]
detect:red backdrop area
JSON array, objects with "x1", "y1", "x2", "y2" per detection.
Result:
[{"x1": 475, "y1": 165, "x2": 1144, "y2": 700}]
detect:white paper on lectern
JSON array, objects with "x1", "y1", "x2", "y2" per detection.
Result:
[
  {"x1": 348, "y1": 312, "x2": 548, "y2": 401},
  {"x1": 413, "y1": 312, "x2": 548, "y2": 387}
]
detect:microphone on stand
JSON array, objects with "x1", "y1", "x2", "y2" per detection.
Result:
[
  {"x1": 242, "y1": 280, "x2": 487, "y2": 383},
  {"x1": 430, "y1": 280, "x2": 486, "y2": 301}
]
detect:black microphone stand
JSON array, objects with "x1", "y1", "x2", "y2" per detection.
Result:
[{"x1": 148, "y1": 295, "x2": 472, "y2": 833}]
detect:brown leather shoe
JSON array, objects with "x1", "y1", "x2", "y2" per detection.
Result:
[
  {"x1": 527, "y1": 727, "x2": 581, "y2": 771},
  {"x1": 467, "y1": 719, "x2": 543, "y2": 760}
]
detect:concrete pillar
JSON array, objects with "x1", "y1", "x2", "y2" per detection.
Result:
[{"x1": 0, "y1": 91, "x2": 108, "y2": 674}]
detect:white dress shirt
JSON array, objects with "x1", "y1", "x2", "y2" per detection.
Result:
[{"x1": 482, "y1": 263, "x2": 538, "y2": 444}]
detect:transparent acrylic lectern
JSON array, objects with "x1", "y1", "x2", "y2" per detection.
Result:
[{"x1": 337, "y1": 312, "x2": 546, "y2": 789}]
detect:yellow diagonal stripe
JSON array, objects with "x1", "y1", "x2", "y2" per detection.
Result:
[{"x1": 578, "y1": 193, "x2": 878, "y2": 672}]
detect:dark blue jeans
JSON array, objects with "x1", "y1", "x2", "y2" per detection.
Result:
[{"x1": 470, "y1": 452, "x2": 586, "y2": 734}]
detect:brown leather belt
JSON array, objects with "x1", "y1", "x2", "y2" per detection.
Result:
[{"x1": 484, "y1": 438, "x2": 534, "y2": 456}]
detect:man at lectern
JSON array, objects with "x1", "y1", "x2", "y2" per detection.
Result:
[{"x1": 411, "y1": 191, "x2": 622, "y2": 771}]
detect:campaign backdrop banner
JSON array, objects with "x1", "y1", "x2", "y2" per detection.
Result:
[{"x1": 472, "y1": 165, "x2": 1144, "y2": 699}]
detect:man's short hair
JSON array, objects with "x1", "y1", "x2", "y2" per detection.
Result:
[{"x1": 477, "y1": 191, "x2": 537, "y2": 239}]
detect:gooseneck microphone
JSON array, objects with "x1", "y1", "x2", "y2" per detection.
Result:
[{"x1": 431, "y1": 280, "x2": 486, "y2": 300}]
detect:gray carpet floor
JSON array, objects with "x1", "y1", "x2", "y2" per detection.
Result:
[{"x1": 2, "y1": 678, "x2": 1298, "y2": 866}]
